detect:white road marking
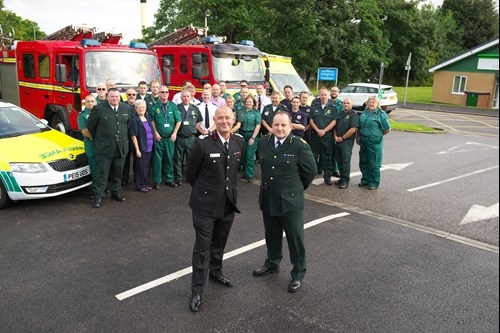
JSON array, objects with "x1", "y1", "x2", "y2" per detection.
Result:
[
  {"x1": 460, "y1": 203, "x2": 499, "y2": 225},
  {"x1": 437, "y1": 142, "x2": 499, "y2": 154},
  {"x1": 115, "y1": 212, "x2": 350, "y2": 301},
  {"x1": 407, "y1": 165, "x2": 499, "y2": 192},
  {"x1": 312, "y1": 163, "x2": 413, "y2": 185}
]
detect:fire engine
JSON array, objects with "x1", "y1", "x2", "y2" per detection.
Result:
[
  {"x1": 149, "y1": 25, "x2": 269, "y2": 97},
  {"x1": 0, "y1": 25, "x2": 161, "y2": 135}
]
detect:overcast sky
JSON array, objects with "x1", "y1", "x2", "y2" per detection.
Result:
[{"x1": 4, "y1": 0, "x2": 449, "y2": 43}]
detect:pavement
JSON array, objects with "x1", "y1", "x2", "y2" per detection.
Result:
[{"x1": 402, "y1": 102, "x2": 499, "y2": 117}]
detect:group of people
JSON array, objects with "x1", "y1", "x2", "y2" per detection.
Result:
[{"x1": 77, "y1": 78, "x2": 391, "y2": 312}]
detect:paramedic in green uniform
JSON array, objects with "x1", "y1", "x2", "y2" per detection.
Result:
[
  {"x1": 239, "y1": 96, "x2": 261, "y2": 183},
  {"x1": 333, "y1": 98, "x2": 359, "y2": 189},
  {"x1": 77, "y1": 95, "x2": 97, "y2": 196},
  {"x1": 309, "y1": 88, "x2": 339, "y2": 185},
  {"x1": 252, "y1": 111, "x2": 316, "y2": 293},
  {"x1": 329, "y1": 86, "x2": 344, "y2": 178},
  {"x1": 174, "y1": 89, "x2": 204, "y2": 186},
  {"x1": 150, "y1": 85, "x2": 182, "y2": 189},
  {"x1": 356, "y1": 96, "x2": 391, "y2": 189}
]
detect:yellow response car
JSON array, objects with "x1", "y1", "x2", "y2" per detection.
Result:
[{"x1": 0, "y1": 101, "x2": 91, "y2": 209}]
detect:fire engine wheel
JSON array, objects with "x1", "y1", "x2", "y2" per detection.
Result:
[
  {"x1": 0, "y1": 180, "x2": 12, "y2": 209},
  {"x1": 51, "y1": 114, "x2": 67, "y2": 133}
]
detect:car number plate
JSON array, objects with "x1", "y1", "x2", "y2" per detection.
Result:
[{"x1": 64, "y1": 166, "x2": 90, "y2": 182}]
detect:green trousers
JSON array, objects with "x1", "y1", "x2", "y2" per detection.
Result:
[
  {"x1": 152, "y1": 137, "x2": 175, "y2": 184},
  {"x1": 263, "y1": 211, "x2": 306, "y2": 281},
  {"x1": 174, "y1": 136, "x2": 195, "y2": 181},
  {"x1": 359, "y1": 136, "x2": 383, "y2": 188},
  {"x1": 335, "y1": 139, "x2": 354, "y2": 183}
]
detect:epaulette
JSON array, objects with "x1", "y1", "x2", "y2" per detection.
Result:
[
  {"x1": 198, "y1": 134, "x2": 209, "y2": 140},
  {"x1": 290, "y1": 135, "x2": 307, "y2": 145},
  {"x1": 234, "y1": 133, "x2": 243, "y2": 138}
]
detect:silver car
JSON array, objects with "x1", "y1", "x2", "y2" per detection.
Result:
[{"x1": 338, "y1": 83, "x2": 398, "y2": 113}]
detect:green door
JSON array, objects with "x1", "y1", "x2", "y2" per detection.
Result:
[{"x1": 466, "y1": 92, "x2": 478, "y2": 107}]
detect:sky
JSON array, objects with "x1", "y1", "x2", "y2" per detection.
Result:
[{"x1": 3, "y1": 0, "x2": 461, "y2": 44}]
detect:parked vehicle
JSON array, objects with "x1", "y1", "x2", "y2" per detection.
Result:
[
  {"x1": 338, "y1": 83, "x2": 398, "y2": 113},
  {"x1": 0, "y1": 100, "x2": 91, "y2": 209},
  {"x1": 0, "y1": 25, "x2": 161, "y2": 135},
  {"x1": 260, "y1": 53, "x2": 314, "y2": 104},
  {"x1": 150, "y1": 26, "x2": 267, "y2": 98}
]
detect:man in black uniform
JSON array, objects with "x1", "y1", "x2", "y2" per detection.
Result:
[
  {"x1": 87, "y1": 88, "x2": 131, "y2": 208},
  {"x1": 253, "y1": 111, "x2": 316, "y2": 293},
  {"x1": 186, "y1": 105, "x2": 245, "y2": 312}
]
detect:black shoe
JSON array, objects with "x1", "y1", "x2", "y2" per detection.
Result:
[
  {"x1": 333, "y1": 172, "x2": 341, "y2": 178},
  {"x1": 111, "y1": 193, "x2": 126, "y2": 202},
  {"x1": 121, "y1": 180, "x2": 128, "y2": 186},
  {"x1": 189, "y1": 294, "x2": 202, "y2": 312},
  {"x1": 176, "y1": 179, "x2": 183, "y2": 186},
  {"x1": 247, "y1": 178, "x2": 253, "y2": 183},
  {"x1": 165, "y1": 181, "x2": 178, "y2": 188},
  {"x1": 288, "y1": 280, "x2": 302, "y2": 293},
  {"x1": 358, "y1": 183, "x2": 368, "y2": 187},
  {"x1": 252, "y1": 265, "x2": 279, "y2": 276},
  {"x1": 240, "y1": 175, "x2": 247, "y2": 180},
  {"x1": 105, "y1": 189, "x2": 110, "y2": 194},
  {"x1": 324, "y1": 178, "x2": 333, "y2": 185},
  {"x1": 153, "y1": 182, "x2": 160, "y2": 190},
  {"x1": 334, "y1": 180, "x2": 342, "y2": 185},
  {"x1": 339, "y1": 182, "x2": 348, "y2": 189},
  {"x1": 93, "y1": 197, "x2": 102, "y2": 208},
  {"x1": 209, "y1": 273, "x2": 233, "y2": 287}
]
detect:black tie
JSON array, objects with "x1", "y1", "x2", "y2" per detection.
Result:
[
  {"x1": 205, "y1": 104, "x2": 210, "y2": 129},
  {"x1": 258, "y1": 96, "x2": 262, "y2": 111},
  {"x1": 224, "y1": 141, "x2": 228, "y2": 152},
  {"x1": 276, "y1": 140, "x2": 281, "y2": 148}
]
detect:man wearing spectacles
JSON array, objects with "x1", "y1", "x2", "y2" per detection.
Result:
[
  {"x1": 149, "y1": 85, "x2": 182, "y2": 189},
  {"x1": 233, "y1": 80, "x2": 249, "y2": 105},
  {"x1": 95, "y1": 83, "x2": 107, "y2": 104},
  {"x1": 122, "y1": 88, "x2": 138, "y2": 186}
]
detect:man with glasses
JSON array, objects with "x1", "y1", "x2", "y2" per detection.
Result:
[
  {"x1": 87, "y1": 88, "x2": 132, "y2": 208},
  {"x1": 150, "y1": 85, "x2": 182, "y2": 190},
  {"x1": 122, "y1": 88, "x2": 138, "y2": 186},
  {"x1": 95, "y1": 83, "x2": 107, "y2": 104},
  {"x1": 233, "y1": 80, "x2": 249, "y2": 105}
]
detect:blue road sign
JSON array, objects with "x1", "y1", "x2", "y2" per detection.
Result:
[{"x1": 317, "y1": 67, "x2": 338, "y2": 81}]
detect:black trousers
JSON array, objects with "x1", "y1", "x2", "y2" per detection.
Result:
[{"x1": 191, "y1": 201, "x2": 235, "y2": 295}]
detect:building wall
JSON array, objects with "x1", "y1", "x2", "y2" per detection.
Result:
[{"x1": 431, "y1": 71, "x2": 497, "y2": 107}]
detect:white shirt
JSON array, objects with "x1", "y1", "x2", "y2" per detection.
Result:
[
  {"x1": 256, "y1": 94, "x2": 271, "y2": 113},
  {"x1": 172, "y1": 92, "x2": 183, "y2": 105},
  {"x1": 198, "y1": 102, "x2": 217, "y2": 131}
]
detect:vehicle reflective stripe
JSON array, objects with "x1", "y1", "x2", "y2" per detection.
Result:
[
  {"x1": 18, "y1": 81, "x2": 81, "y2": 93},
  {"x1": 0, "y1": 171, "x2": 21, "y2": 192}
]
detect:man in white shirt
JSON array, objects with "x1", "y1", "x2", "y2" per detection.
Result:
[
  {"x1": 198, "y1": 90, "x2": 217, "y2": 134},
  {"x1": 172, "y1": 80, "x2": 192, "y2": 105},
  {"x1": 255, "y1": 84, "x2": 271, "y2": 113}
]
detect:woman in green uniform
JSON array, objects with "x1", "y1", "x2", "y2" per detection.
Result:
[
  {"x1": 356, "y1": 96, "x2": 391, "y2": 189},
  {"x1": 239, "y1": 96, "x2": 261, "y2": 183}
]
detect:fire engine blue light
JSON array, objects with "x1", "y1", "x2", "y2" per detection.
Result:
[
  {"x1": 240, "y1": 40, "x2": 255, "y2": 47},
  {"x1": 129, "y1": 42, "x2": 148, "y2": 49},
  {"x1": 205, "y1": 36, "x2": 222, "y2": 44},
  {"x1": 80, "y1": 39, "x2": 101, "y2": 47}
]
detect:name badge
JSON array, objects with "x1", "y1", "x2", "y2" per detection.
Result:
[
  {"x1": 164, "y1": 123, "x2": 170, "y2": 128},
  {"x1": 183, "y1": 121, "x2": 190, "y2": 125},
  {"x1": 210, "y1": 153, "x2": 221, "y2": 158}
]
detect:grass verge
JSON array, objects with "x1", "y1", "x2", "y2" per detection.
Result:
[{"x1": 389, "y1": 119, "x2": 442, "y2": 133}]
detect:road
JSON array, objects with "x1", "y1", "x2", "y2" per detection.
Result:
[{"x1": 0, "y1": 109, "x2": 498, "y2": 332}]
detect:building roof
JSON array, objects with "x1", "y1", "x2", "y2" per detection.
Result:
[{"x1": 428, "y1": 38, "x2": 499, "y2": 73}]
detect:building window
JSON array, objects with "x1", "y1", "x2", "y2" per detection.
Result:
[{"x1": 452, "y1": 75, "x2": 467, "y2": 94}]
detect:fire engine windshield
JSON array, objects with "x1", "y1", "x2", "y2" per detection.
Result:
[
  {"x1": 212, "y1": 54, "x2": 264, "y2": 84},
  {"x1": 84, "y1": 51, "x2": 160, "y2": 88}
]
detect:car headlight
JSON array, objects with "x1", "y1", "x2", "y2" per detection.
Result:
[{"x1": 9, "y1": 163, "x2": 48, "y2": 173}]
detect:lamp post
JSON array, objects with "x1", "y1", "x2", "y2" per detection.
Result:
[{"x1": 204, "y1": 10, "x2": 211, "y2": 37}]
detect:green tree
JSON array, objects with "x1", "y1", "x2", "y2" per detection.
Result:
[
  {"x1": 1, "y1": 6, "x2": 45, "y2": 41},
  {"x1": 441, "y1": 0, "x2": 499, "y2": 50}
]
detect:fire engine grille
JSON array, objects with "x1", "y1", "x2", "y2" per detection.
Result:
[{"x1": 48, "y1": 153, "x2": 89, "y2": 172}]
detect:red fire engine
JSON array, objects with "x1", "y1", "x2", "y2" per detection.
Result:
[
  {"x1": 0, "y1": 25, "x2": 161, "y2": 135},
  {"x1": 149, "y1": 25, "x2": 268, "y2": 98}
]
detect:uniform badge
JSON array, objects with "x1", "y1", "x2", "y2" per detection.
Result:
[{"x1": 297, "y1": 115, "x2": 302, "y2": 120}]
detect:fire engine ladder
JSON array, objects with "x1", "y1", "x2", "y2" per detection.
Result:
[
  {"x1": 43, "y1": 25, "x2": 96, "y2": 41},
  {"x1": 94, "y1": 32, "x2": 122, "y2": 44},
  {"x1": 148, "y1": 25, "x2": 205, "y2": 47}
]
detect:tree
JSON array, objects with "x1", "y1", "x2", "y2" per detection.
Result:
[{"x1": 441, "y1": 0, "x2": 499, "y2": 50}]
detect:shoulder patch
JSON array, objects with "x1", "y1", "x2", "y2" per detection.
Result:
[
  {"x1": 234, "y1": 133, "x2": 243, "y2": 138},
  {"x1": 198, "y1": 134, "x2": 209, "y2": 140}
]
